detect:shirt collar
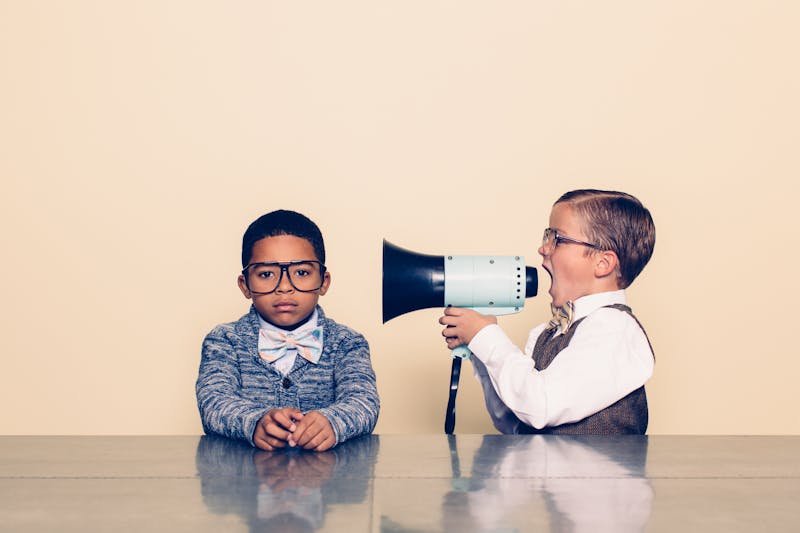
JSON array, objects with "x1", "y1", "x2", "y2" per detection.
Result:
[{"x1": 571, "y1": 290, "x2": 626, "y2": 322}]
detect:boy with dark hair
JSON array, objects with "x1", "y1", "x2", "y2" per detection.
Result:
[
  {"x1": 439, "y1": 190, "x2": 656, "y2": 434},
  {"x1": 197, "y1": 210, "x2": 379, "y2": 451}
]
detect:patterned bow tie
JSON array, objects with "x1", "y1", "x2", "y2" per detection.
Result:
[
  {"x1": 547, "y1": 301, "x2": 575, "y2": 334},
  {"x1": 258, "y1": 326, "x2": 324, "y2": 364}
]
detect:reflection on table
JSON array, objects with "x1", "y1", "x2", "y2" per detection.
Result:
[
  {"x1": 1, "y1": 434, "x2": 799, "y2": 532},
  {"x1": 196, "y1": 434, "x2": 379, "y2": 532},
  {"x1": 380, "y1": 435, "x2": 652, "y2": 533},
  {"x1": 196, "y1": 434, "x2": 651, "y2": 533}
]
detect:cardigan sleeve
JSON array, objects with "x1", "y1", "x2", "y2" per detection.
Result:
[
  {"x1": 316, "y1": 328, "x2": 380, "y2": 444},
  {"x1": 196, "y1": 325, "x2": 269, "y2": 445}
]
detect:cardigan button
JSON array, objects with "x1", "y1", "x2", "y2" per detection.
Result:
[{"x1": 282, "y1": 377, "x2": 292, "y2": 389}]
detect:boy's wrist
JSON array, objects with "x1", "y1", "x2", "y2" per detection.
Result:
[
  {"x1": 247, "y1": 408, "x2": 272, "y2": 446},
  {"x1": 467, "y1": 323, "x2": 500, "y2": 354},
  {"x1": 470, "y1": 315, "x2": 498, "y2": 342}
]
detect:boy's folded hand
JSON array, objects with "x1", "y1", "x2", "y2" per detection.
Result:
[
  {"x1": 253, "y1": 407, "x2": 304, "y2": 451},
  {"x1": 289, "y1": 411, "x2": 336, "y2": 452}
]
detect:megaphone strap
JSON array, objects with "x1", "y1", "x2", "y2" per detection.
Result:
[{"x1": 444, "y1": 357, "x2": 462, "y2": 434}]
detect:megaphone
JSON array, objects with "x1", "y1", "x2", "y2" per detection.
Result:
[
  {"x1": 382, "y1": 240, "x2": 538, "y2": 433},
  {"x1": 382, "y1": 240, "x2": 538, "y2": 323}
]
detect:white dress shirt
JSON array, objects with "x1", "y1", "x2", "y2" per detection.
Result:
[{"x1": 468, "y1": 290, "x2": 654, "y2": 432}]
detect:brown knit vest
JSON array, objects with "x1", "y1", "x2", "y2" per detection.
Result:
[{"x1": 517, "y1": 304, "x2": 652, "y2": 435}]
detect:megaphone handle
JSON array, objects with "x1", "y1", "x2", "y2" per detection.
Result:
[
  {"x1": 444, "y1": 356, "x2": 462, "y2": 434},
  {"x1": 451, "y1": 345, "x2": 471, "y2": 359}
]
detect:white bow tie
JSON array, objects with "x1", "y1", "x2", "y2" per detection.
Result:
[{"x1": 258, "y1": 327, "x2": 323, "y2": 364}]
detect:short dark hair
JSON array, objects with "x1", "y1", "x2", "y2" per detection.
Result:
[
  {"x1": 241, "y1": 210, "x2": 326, "y2": 267},
  {"x1": 555, "y1": 189, "x2": 655, "y2": 289}
]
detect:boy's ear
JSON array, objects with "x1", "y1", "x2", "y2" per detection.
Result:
[
  {"x1": 318, "y1": 271, "x2": 331, "y2": 296},
  {"x1": 237, "y1": 274, "x2": 252, "y2": 299},
  {"x1": 594, "y1": 250, "x2": 620, "y2": 280}
]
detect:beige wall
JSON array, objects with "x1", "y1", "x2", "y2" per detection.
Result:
[{"x1": 2, "y1": 1, "x2": 798, "y2": 436}]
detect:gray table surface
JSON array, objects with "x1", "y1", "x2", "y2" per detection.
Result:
[{"x1": 1, "y1": 434, "x2": 799, "y2": 532}]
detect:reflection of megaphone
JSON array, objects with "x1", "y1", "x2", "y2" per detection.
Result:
[{"x1": 382, "y1": 240, "x2": 538, "y2": 433}]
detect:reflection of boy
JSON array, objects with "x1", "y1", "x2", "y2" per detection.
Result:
[
  {"x1": 443, "y1": 435, "x2": 652, "y2": 532},
  {"x1": 196, "y1": 210, "x2": 379, "y2": 451},
  {"x1": 440, "y1": 190, "x2": 655, "y2": 433},
  {"x1": 196, "y1": 434, "x2": 379, "y2": 533},
  {"x1": 254, "y1": 452, "x2": 332, "y2": 531}
]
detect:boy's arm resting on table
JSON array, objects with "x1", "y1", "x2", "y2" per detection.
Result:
[
  {"x1": 469, "y1": 309, "x2": 654, "y2": 430},
  {"x1": 315, "y1": 332, "x2": 380, "y2": 444},
  {"x1": 196, "y1": 326, "x2": 269, "y2": 445}
]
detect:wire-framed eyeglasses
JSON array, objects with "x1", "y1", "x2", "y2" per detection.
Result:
[
  {"x1": 541, "y1": 227, "x2": 602, "y2": 255},
  {"x1": 242, "y1": 260, "x2": 327, "y2": 295}
]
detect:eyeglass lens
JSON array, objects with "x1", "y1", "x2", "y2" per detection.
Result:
[
  {"x1": 246, "y1": 262, "x2": 324, "y2": 293},
  {"x1": 542, "y1": 228, "x2": 556, "y2": 254}
]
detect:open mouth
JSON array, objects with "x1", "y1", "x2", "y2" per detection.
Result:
[{"x1": 542, "y1": 265, "x2": 554, "y2": 294}]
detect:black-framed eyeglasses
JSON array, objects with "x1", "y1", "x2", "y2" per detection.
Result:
[
  {"x1": 541, "y1": 227, "x2": 602, "y2": 255},
  {"x1": 242, "y1": 260, "x2": 327, "y2": 295}
]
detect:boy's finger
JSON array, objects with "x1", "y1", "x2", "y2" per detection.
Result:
[
  {"x1": 272, "y1": 410, "x2": 299, "y2": 432},
  {"x1": 299, "y1": 427, "x2": 323, "y2": 450},
  {"x1": 442, "y1": 325, "x2": 459, "y2": 337},
  {"x1": 252, "y1": 426, "x2": 270, "y2": 450},
  {"x1": 266, "y1": 428, "x2": 292, "y2": 443},
  {"x1": 310, "y1": 433, "x2": 336, "y2": 452},
  {"x1": 254, "y1": 428, "x2": 285, "y2": 451},
  {"x1": 253, "y1": 439, "x2": 273, "y2": 451},
  {"x1": 264, "y1": 436, "x2": 288, "y2": 450},
  {"x1": 446, "y1": 338, "x2": 459, "y2": 349},
  {"x1": 296, "y1": 413, "x2": 330, "y2": 447},
  {"x1": 302, "y1": 415, "x2": 336, "y2": 451},
  {"x1": 290, "y1": 418, "x2": 317, "y2": 448},
  {"x1": 263, "y1": 418, "x2": 294, "y2": 442}
]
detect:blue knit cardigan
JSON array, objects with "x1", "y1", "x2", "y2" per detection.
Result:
[{"x1": 196, "y1": 305, "x2": 379, "y2": 446}]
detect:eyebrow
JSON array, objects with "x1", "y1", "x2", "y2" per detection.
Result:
[{"x1": 245, "y1": 259, "x2": 321, "y2": 267}]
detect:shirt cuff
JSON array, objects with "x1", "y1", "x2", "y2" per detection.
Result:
[{"x1": 468, "y1": 324, "x2": 520, "y2": 365}]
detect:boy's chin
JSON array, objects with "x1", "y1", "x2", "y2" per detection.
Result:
[
  {"x1": 261, "y1": 311, "x2": 314, "y2": 331},
  {"x1": 548, "y1": 288, "x2": 561, "y2": 307},
  {"x1": 549, "y1": 294, "x2": 571, "y2": 309}
]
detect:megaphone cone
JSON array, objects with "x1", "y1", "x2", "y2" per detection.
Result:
[{"x1": 382, "y1": 240, "x2": 445, "y2": 323}]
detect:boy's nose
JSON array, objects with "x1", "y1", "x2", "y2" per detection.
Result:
[{"x1": 275, "y1": 272, "x2": 295, "y2": 293}]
